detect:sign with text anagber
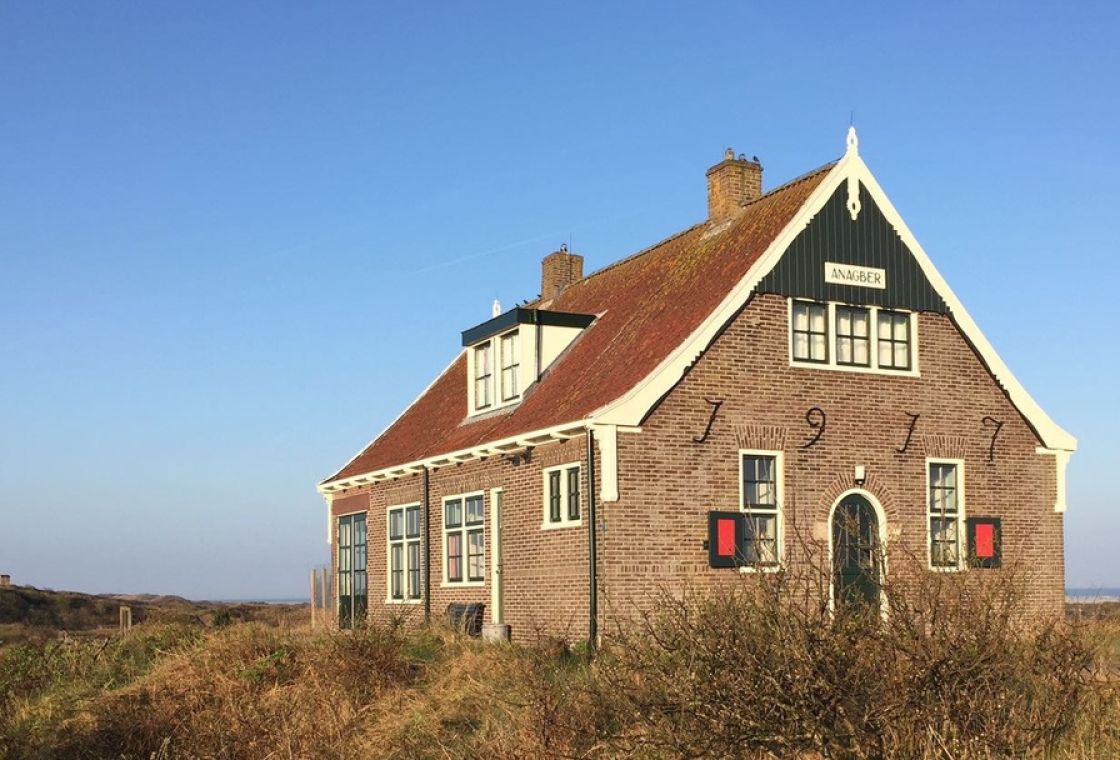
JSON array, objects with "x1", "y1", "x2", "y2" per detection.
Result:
[{"x1": 824, "y1": 261, "x2": 886, "y2": 290}]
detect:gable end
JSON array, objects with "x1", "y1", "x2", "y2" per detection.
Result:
[{"x1": 756, "y1": 182, "x2": 947, "y2": 313}]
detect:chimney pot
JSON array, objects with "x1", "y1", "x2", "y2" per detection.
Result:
[
  {"x1": 541, "y1": 247, "x2": 584, "y2": 302},
  {"x1": 706, "y1": 149, "x2": 763, "y2": 222}
]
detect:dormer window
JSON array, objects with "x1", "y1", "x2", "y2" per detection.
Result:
[
  {"x1": 474, "y1": 342, "x2": 493, "y2": 409},
  {"x1": 499, "y1": 331, "x2": 519, "y2": 401},
  {"x1": 462, "y1": 307, "x2": 597, "y2": 417}
]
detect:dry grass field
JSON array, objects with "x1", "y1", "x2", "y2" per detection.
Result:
[{"x1": 0, "y1": 586, "x2": 1117, "y2": 760}]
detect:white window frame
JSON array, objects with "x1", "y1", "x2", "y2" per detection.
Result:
[
  {"x1": 442, "y1": 491, "x2": 486, "y2": 587},
  {"x1": 541, "y1": 462, "x2": 582, "y2": 529},
  {"x1": 925, "y1": 458, "x2": 966, "y2": 572},
  {"x1": 738, "y1": 449, "x2": 785, "y2": 573},
  {"x1": 467, "y1": 330, "x2": 523, "y2": 416},
  {"x1": 499, "y1": 330, "x2": 520, "y2": 402},
  {"x1": 787, "y1": 298, "x2": 920, "y2": 377},
  {"x1": 386, "y1": 504, "x2": 422, "y2": 604}
]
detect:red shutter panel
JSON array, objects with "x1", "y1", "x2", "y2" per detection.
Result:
[
  {"x1": 967, "y1": 517, "x2": 1002, "y2": 569},
  {"x1": 707, "y1": 511, "x2": 746, "y2": 568}
]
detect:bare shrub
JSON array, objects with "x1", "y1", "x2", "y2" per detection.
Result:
[{"x1": 591, "y1": 559, "x2": 1096, "y2": 760}]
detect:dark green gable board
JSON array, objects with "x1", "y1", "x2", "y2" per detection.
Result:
[{"x1": 756, "y1": 182, "x2": 947, "y2": 313}]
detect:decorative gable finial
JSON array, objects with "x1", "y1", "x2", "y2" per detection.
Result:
[
  {"x1": 845, "y1": 125, "x2": 862, "y2": 221},
  {"x1": 492, "y1": 298, "x2": 502, "y2": 318}
]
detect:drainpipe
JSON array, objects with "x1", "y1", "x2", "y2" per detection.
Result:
[
  {"x1": 587, "y1": 428, "x2": 598, "y2": 655},
  {"x1": 422, "y1": 466, "x2": 431, "y2": 625}
]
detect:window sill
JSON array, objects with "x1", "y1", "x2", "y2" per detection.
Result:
[
  {"x1": 738, "y1": 564, "x2": 784, "y2": 575},
  {"x1": 540, "y1": 520, "x2": 583, "y2": 531},
  {"x1": 440, "y1": 581, "x2": 486, "y2": 589},
  {"x1": 384, "y1": 598, "x2": 423, "y2": 605},
  {"x1": 789, "y1": 359, "x2": 919, "y2": 378},
  {"x1": 467, "y1": 397, "x2": 522, "y2": 419},
  {"x1": 928, "y1": 564, "x2": 967, "y2": 574}
]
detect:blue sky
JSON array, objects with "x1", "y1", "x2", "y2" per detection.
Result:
[{"x1": 1, "y1": 2, "x2": 1116, "y2": 598}]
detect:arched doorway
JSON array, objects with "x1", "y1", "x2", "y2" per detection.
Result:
[{"x1": 831, "y1": 492, "x2": 883, "y2": 611}]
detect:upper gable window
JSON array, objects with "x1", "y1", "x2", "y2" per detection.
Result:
[
  {"x1": 789, "y1": 299, "x2": 918, "y2": 376},
  {"x1": 791, "y1": 301, "x2": 828, "y2": 363}
]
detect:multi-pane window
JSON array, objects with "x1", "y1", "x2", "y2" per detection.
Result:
[
  {"x1": 543, "y1": 464, "x2": 581, "y2": 527},
  {"x1": 500, "y1": 331, "x2": 519, "y2": 401},
  {"x1": 792, "y1": 301, "x2": 828, "y2": 362},
  {"x1": 835, "y1": 306, "x2": 871, "y2": 366},
  {"x1": 445, "y1": 494, "x2": 485, "y2": 584},
  {"x1": 388, "y1": 505, "x2": 422, "y2": 601},
  {"x1": 929, "y1": 462, "x2": 963, "y2": 569},
  {"x1": 877, "y1": 310, "x2": 912, "y2": 370},
  {"x1": 337, "y1": 513, "x2": 367, "y2": 628},
  {"x1": 474, "y1": 343, "x2": 492, "y2": 409},
  {"x1": 741, "y1": 453, "x2": 781, "y2": 567},
  {"x1": 790, "y1": 299, "x2": 916, "y2": 373}
]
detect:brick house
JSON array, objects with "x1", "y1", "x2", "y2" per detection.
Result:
[{"x1": 318, "y1": 129, "x2": 1075, "y2": 640}]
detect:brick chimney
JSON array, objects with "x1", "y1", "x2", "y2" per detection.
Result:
[
  {"x1": 706, "y1": 148, "x2": 762, "y2": 221},
  {"x1": 541, "y1": 244, "x2": 584, "y2": 301}
]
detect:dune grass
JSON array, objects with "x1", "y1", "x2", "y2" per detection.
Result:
[{"x1": 0, "y1": 595, "x2": 1117, "y2": 759}]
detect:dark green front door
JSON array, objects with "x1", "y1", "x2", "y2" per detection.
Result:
[{"x1": 832, "y1": 495, "x2": 881, "y2": 611}]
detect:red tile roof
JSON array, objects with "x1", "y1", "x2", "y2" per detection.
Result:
[{"x1": 325, "y1": 163, "x2": 834, "y2": 483}]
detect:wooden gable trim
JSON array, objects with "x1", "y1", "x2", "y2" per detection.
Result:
[{"x1": 592, "y1": 128, "x2": 1076, "y2": 454}]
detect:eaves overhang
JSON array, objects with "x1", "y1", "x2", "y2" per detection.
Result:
[
  {"x1": 317, "y1": 420, "x2": 592, "y2": 494},
  {"x1": 461, "y1": 307, "x2": 596, "y2": 347}
]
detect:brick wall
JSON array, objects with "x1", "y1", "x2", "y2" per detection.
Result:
[
  {"x1": 329, "y1": 436, "x2": 592, "y2": 640},
  {"x1": 327, "y1": 291, "x2": 1064, "y2": 639},
  {"x1": 602, "y1": 292, "x2": 1064, "y2": 622}
]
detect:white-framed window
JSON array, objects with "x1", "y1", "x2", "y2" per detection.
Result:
[
  {"x1": 788, "y1": 298, "x2": 919, "y2": 376},
  {"x1": 444, "y1": 492, "x2": 485, "y2": 585},
  {"x1": 499, "y1": 330, "x2": 519, "y2": 401},
  {"x1": 791, "y1": 301, "x2": 829, "y2": 363},
  {"x1": 542, "y1": 462, "x2": 581, "y2": 528},
  {"x1": 467, "y1": 330, "x2": 523, "y2": 415},
  {"x1": 387, "y1": 504, "x2": 422, "y2": 602},
  {"x1": 473, "y1": 343, "x2": 493, "y2": 410},
  {"x1": 927, "y1": 459, "x2": 965, "y2": 571},
  {"x1": 739, "y1": 450, "x2": 784, "y2": 570}
]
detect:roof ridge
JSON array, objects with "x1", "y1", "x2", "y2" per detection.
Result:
[{"x1": 570, "y1": 160, "x2": 838, "y2": 290}]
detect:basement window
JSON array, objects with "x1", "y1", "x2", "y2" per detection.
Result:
[
  {"x1": 789, "y1": 299, "x2": 918, "y2": 376},
  {"x1": 542, "y1": 463, "x2": 581, "y2": 528}
]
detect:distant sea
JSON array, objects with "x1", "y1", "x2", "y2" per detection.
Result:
[
  {"x1": 1066, "y1": 588, "x2": 1120, "y2": 602},
  {"x1": 212, "y1": 598, "x2": 309, "y2": 605}
]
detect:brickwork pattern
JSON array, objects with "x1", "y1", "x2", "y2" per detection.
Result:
[
  {"x1": 603, "y1": 293, "x2": 1064, "y2": 622},
  {"x1": 330, "y1": 437, "x2": 592, "y2": 640},
  {"x1": 327, "y1": 292, "x2": 1064, "y2": 639},
  {"x1": 707, "y1": 156, "x2": 763, "y2": 221},
  {"x1": 541, "y1": 250, "x2": 584, "y2": 301}
]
